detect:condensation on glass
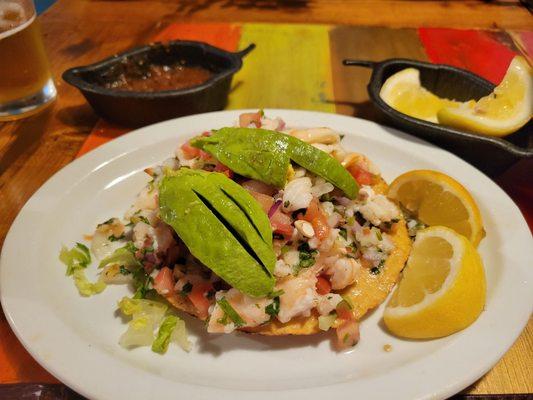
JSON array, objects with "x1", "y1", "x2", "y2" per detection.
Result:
[{"x1": 0, "y1": 0, "x2": 56, "y2": 121}]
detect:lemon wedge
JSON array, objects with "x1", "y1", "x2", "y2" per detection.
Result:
[
  {"x1": 388, "y1": 170, "x2": 484, "y2": 246},
  {"x1": 380, "y1": 68, "x2": 462, "y2": 123},
  {"x1": 437, "y1": 56, "x2": 532, "y2": 137},
  {"x1": 384, "y1": 226, "x2": 486, "y2": 339}
]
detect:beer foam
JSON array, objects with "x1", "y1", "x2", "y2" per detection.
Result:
[{"x1": 0, "y1": 1, "x2": 33, "y2": 38}]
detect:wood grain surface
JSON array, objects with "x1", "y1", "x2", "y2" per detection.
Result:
[{"x1": 0, "y1": 0, "x2": 531, "y2": 397}]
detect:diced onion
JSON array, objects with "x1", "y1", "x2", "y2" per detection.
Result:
[{"x1": 268, "y1": 200, "x2": 282, "y2": 219}]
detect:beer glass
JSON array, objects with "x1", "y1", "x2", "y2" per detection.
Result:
[{"x1": 0, "y1": 0, "x2": 56, "y2": 121}]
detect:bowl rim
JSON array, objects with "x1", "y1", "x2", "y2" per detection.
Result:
[
  {"x1": 343, "y1": 58, "x2": 533, "y2": 159},
  {"x1": 62, "y1": 40, "x2": 255, "y2": 99}
]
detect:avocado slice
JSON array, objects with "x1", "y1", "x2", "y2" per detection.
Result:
[
  {"x1": 207, "y1": 172, "x2": 272, "y2": 244},
  {"x1": 190, "y1": 128, "x2": 290, "y2": 188},
  {"x1": 191, "y1": 127, "x2": 358, "y2": 199},
  {"x1": 285, "y1": 135, "x2": 358, "y2": 199},
  {"x1": 158, "y1": 169, "x2": 275, "y2": 297}
]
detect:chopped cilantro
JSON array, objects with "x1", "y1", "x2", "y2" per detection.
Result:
[
  {"x1": 119, "y1": 266, "x2": 131, "y2": 275},
  {"x1": 265, "y1": 297, "x2": 280, "y2": 317},
  {"x1": 97, "y1": 218, "x2": 115, "y2": 228},
  {"x1": 142, "y1": 246, "x2": 154, "y2": 254},
  {"x1": 132, "y1": 267, "x2": 154, "y2": 299},
  {"x1": 320, "y1": 193, "x2": 332, "y2": 202},
  {"x1": 108, "y1": 234, "x2": 125, "y2": 242},
  {"x1": 139, "y1": 216, "x2": 150, "y2": 225},
  {"x1": 217, "y1": 298, "x2": 245, "y2": 327},
  {"x1": 376, "y1": 230, "x2": 382, "y2": 241},
  {"x1": 339, "y1": 228, "x2": 348, "y2": 240},
  {"x1": 295, "y1": 242, "x2": 318, "y2": 273},
  {"x1": 268, "y1": 289, "x2": 285, "y2": 298},
  {"x1": 284, "y1": 200, "x2": 290, "y2": 208},
  {"x1": 370, "y1": 260, "x2": 385, "y2": 275}
]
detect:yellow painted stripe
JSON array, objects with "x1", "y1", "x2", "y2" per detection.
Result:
[{"x1": 227, "y1": 23, "x2": 335, "y2": 112}]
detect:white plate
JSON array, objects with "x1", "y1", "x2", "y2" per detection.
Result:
[{"x1": 1, "y1": 110, "x2": 532, "y2": 400}]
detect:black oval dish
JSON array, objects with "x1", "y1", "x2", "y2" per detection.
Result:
[
  {"x1": 63, "y1": 41, "x2": 255, "y2": 127},
  {"x1": 343, "y1": 58, "x2": 532, "y2": 176}
]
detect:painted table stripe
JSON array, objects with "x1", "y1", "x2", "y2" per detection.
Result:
[
  {"x1": 152, "y1": 22, "x2": 241, "y2": 52},
  {"x1": 418, "y1": 28, "x2": 517, "y2": 84},
  {"x1": 329, "y1": 26, "x2": 428, "y2": 118},
  {"x1": 228, "y1": 23, "x2": 335, "y2": 112}
]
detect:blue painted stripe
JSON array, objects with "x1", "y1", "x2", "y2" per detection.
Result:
[{"x1": 35, "y1": 0, "x2": 56, "y2": 14}]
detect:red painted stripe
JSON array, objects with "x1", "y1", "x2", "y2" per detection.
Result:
[
  {"x1": 418, "y1": 28, "x2": 517, "y2": 84},
  {"x1": 152, "y1": 22, "x2": 241, "y2": 52},
  {"x1": 76, "y1": 120, "x2": 128, "y2": 157}
]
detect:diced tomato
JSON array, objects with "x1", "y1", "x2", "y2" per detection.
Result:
[
  {"x1": 214, "y1": 162, "x2": 233, "y2": 178},
  {"x1": 336, "y1": 300, "x2": 354, "y2": 321},
  {"x1": 316, "y1": 275, "x2": 332, "y2": 295},
  {"x1": 247, "y1": 189, "x2": 293, "y2": 238},
  {"x1": 270, "y1": 209, "x2": 294, "y2": 238},
  {"x1": 303, "y1": 198, "x2": 330, "y2": 240},
  {"x1": 198, "y1": 150, "x2": 212, "y2": 161},
  {"x1": 336, "y1": 307, "x2": 353, "y2": 321},
  {"x1": 153, "y1": 267, "x2": 175, "y2": 296},
  {"x1": 247, "y1": 190, "x2": 274, "y2": 213},
  {"x1": 180, "y1": 141, "x2": 201, "y2": 160},
  {"x1": 335, "y1": 319, "x2": 360, "y2": 349},
  {"x1": 188, "y1": 282, "x2": 213, "y2": 320},
  {"x1": 201, "y1": 131, "x2": 212, "y2": 137},
  {"x1": 239, "y1": 111, "x2": 262, "y2": 128},
  {"x1": 347, "y1": 164, "x2": 375, "y2": 186}
]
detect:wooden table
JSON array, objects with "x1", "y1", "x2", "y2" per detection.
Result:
[{"x1": 0, "y1": 1, "x2": 532, "y2": 398}]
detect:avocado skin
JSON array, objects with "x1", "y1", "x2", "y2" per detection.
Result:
[
  {"x1": 191, "y1": 128, "x2": 358, "y2": 199},
  {"x1": 158, "y1": 169, "x2": 275, "y2": 298}
]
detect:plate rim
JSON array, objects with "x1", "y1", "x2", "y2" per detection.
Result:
[{"x1": 1, "y1": 109, "x2": 532, "y2": 400}]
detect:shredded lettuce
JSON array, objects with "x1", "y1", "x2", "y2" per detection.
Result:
[
  {"x1": 171, "y1": 317, "x2": 192, "y2": 352},
  {"x1": 59, "y1": 242, "x2": 91, "y2": 275},
  {"x1": 118, "y1": 297, "x2": 191, "y2": 353},
  {"x1": 59, "y1": 243, "x2": 106, "y2": 296},
  {"x1": 318, "y1": 313, "x2": 337, "y2": 331},
  {"x1": 99, "y1": 243, "x2": 153, "y2": 298},
  {"x1": 73, "y1": 270, "x2": 106, "y2": 296},
  {"x1": 98, "y1": 243, "x2": 141, "y2": 269},
  {"x1": 118, "y1": 297, "x2": 167, "y2": 348},
  {"x1": 152, "y1": 315, "x2": 178, "y2": 354}
]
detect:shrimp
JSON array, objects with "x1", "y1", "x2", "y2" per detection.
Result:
[
  {"x1": 357, "y1": 186, "x2": 400, "y2": 226},
  {"x1": 276, "y1": 267, "x2": 320, "y2": 323},
  {"x1": 324, "y1": 257, "x2": 360, "y2": 290},
  {"x1": 207, "y1": 289, "x2": 272, "y2": 333},
  {"x1": 287, "y1": 127, "x2": 340, "y2": 144}
]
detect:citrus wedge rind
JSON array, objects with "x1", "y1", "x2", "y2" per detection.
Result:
[{"x1": 384, "y1": 226, "x2": 486, "y2": 339}]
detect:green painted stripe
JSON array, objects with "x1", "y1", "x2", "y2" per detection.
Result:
[{"x1": 228, "y1": 23, "x2": 335, "y2": 112}]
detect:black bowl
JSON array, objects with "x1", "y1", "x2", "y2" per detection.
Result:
[
  {"x1": 63, "y1": 41, "x2": 255, "y2": 127},
  {"x1": 343, "y1": 58, "x2": 532, "y2": 176}
]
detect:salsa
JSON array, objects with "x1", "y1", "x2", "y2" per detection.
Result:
[{"x1": 106, "y1": 64, "x2": 213, "y2": 92}]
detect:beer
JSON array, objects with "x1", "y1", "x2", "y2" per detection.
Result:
[{"x1": 0, "y1": 0, "x2": 56, "y2": 120}]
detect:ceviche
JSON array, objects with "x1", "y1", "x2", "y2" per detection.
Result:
[{"x1": 59, "y1": 110, "x2": 411, "y2": 354}]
